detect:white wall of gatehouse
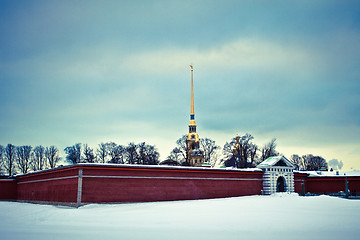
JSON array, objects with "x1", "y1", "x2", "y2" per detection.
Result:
[{"x1": 262, "y1": 167, "x2": 294, "y2": 195}]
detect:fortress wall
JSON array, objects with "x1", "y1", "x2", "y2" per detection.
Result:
[
  {"x1": 294, "y1": 172, "x2": 308, "y2": 194},
  {"x1": 16, "y1": 167, "x2": 79, "y2": 205},
  {"x1": 80, "y1": 165, "x2": 264, "y2": 203},
  {"x1": 2, "y1": 165, "x2": 359, "y2": 206},
  {"x1": 306, "y1": 176, "x2": 360, "y2": 195},
  {"x1": 0, "y1": 179, "x2": 17, "y2": 200},
  {"x1": 2, "y1": 164, "x2": 263, "y2": 205}
]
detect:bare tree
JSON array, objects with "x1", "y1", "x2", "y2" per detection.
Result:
[
  {"x1": 222, "y1": 134, "x2": 258, "y2": 168},
  {"x1": 174, "y1": 135, "x2": 188, "y2": 162},
  {"x1": 64, "y1": 143, "x2": 82, "y2": 164},
  {"x1": 97, "y1": 143, "x2": 108, "y2": 163},
  {"x1": 307, "y1": 155, "x2": 328, "y2": 171},
  {"x1": 16, "y1": 145, "x2": 32, "y2": 174},
  {"x1": 107, "y1": 142, "x2": 125, "y2": 164},
  {"x1": 131, "y1": 142, "x2": 160, "y2": 165},
  {"x1": 125, "y1": 142, "x2": 138, "y2": 164},
  {"x1": 260, "y1": 138, "x2": 278, "y2": 161},
  {"x1": 4, "y1": 144, "x2": 17, "y2": 176},
  {"x1": 222, "y1": 139, "x2": 236, "y2": 162},
  {"x1": 137, "y1": 142, "x2": 146, "y2": 165},
  {"x1": 238, "y1": 134, "x2": 257, "y2": 167},
  {"x1": 139, "y1": 143, "x2": 159, "y2": 165},
  {"x1": 83, "y1": 144, "x2": 97, "y2": 163},
  {"x1": 0, "y1": 145, "x2": 4, "y2": 175},
  {"x1": 165, "y1": 147, "x2": 183, "y2": 165},
  {"x1": 249, "y1": 143, "x2": 259, "y2": 166},
  {"x1": 300, "y1": 154, "x2": 312, "y2": 170},
  {"x1": 290, "y1": 154, "x2": 302, "y2": 170},
  {"x1": 210, "y1": 151, "x2": 222, "y2": 167},
  {"x1": 240, "y1": 134, "x2": 254, "y2": 163},
  {"x1": 32, "y1": 145, "x2": 46, "y2": 171},
  {"x1": 200, "y1": 137, "x2": 219, "y2": 166},
  {"x1": 292, "y1": 154, "x2": 328, "y2": 171},
  {"x1": 46, "y1": 146, "x2": 60, "y2": 168}
]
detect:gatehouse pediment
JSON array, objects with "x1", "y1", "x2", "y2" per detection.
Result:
[{"x1": 257, "y1": 156, "x2": 295, "y2": 169}]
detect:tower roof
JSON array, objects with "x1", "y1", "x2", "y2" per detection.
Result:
[{"x1": 257, "y1": 156, "x2": 295, "y2": 168}]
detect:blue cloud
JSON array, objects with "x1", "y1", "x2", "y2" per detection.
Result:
[{"x1": 1, "y1": 1, "x2": 360, "y2": 169}]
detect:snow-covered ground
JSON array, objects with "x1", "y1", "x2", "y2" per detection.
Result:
[{"x1": 1, "y1": 194, "x2": 359, "y2": 240}]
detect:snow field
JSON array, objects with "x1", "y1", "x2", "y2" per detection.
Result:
[{"x1": 0, "y1": 194, "x2": 359, "y2": 240}]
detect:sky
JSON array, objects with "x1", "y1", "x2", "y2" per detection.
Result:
[{"x1": 1, "y1": 0, "x2": 359, "y2": 170}]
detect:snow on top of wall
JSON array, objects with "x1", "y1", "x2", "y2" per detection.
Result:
[
  {"x1": 13, "y1": 163, "x2": 264, "y2": 178},
  {"x1": 73, "y1": 163, "x2": 264, "y2": 173},
  {"x1": 298, "y1": 170, "x2": 360, "y2": 177}
]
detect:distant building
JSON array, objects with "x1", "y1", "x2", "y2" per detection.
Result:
[{"x1": 185, "y1": 65, "x2": 204, "y2": 167}]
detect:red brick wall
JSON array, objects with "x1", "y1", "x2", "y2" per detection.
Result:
[
  {"x1": 348, "y1": 178, "x2": 360, "y2": 195},
  {"x1": 81, "y1": 166, "x2": 264, "y2": 203},
  {"x1": 16, "y1": 167, "x2": 79, "y2": 204},
  {"x1": 306, "y1": 176, "x2": 360, "y2": 195},
  {"x1": 4, "y1": 165, "x2": 360, "y2": 205},
  {"x1": 0, "y1": 179, "x2": 17, "y2": 200},
  {"x1": 8, "y1": 165, "x2": 264, "y2": 205},
  {"x1": 294, "y1": 173, "x2": 308, "y2": 194}
]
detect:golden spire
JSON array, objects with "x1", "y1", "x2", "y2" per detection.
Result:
[
  {"x1": 189, "y1": 64, "x2": 196, "y2": 128},
  {"x1": 190, "y1": 64, "x2": 194, "y2": 116}
]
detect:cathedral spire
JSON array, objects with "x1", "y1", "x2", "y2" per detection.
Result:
[
  {"x1": 186, "y1": 64, "x2": 204, "y2": 167},
  {"x1": 189, "y1": 64, "x2": 196, "y2": 132},
  {"x1": 190, "y1": 64, "x2": 195, "y2": 118}
]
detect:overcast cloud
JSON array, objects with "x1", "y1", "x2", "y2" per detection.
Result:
[{"x1": 1, "y1": 0, "x2": 359, "y2": 170}]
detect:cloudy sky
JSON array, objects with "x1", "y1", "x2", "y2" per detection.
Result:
[{"x1": 1, "y1": 0, "x2": 359, "y2": 170}]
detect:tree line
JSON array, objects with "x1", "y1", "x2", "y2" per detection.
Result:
[
  {"x1": 166, "y1": 133, "x2": 329, "y2": 170},
  {"x1": 290, "y1": 154, "x2": 328, "y2": 171},
  {"x1": 0, "y1": 144, "x2": 60, "y2": 176},
  {"x1": 64, "y1": 142, "x2": 159, "y2": 165},
  {"x1": 0, "y1": 134, "x2": 330, "y2": 176},
  {"x1": 0, "y1": 142, "x2": 159, "y2": 176},
  {"x1": 165, "y1": 134, "x2": 279, "y2": 167}
]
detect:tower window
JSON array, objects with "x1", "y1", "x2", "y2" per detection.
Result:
[{"x1": 189, "y1": 126, "x2": 196, "y2": 133}]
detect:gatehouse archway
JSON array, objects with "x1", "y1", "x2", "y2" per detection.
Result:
[{"x1": 276, "y1": 176, "x2": 286, "y2": 192}]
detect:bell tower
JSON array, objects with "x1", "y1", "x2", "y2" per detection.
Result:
[{"x1": 186, "y1": 65, "x2": 204, "y2": 166}]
